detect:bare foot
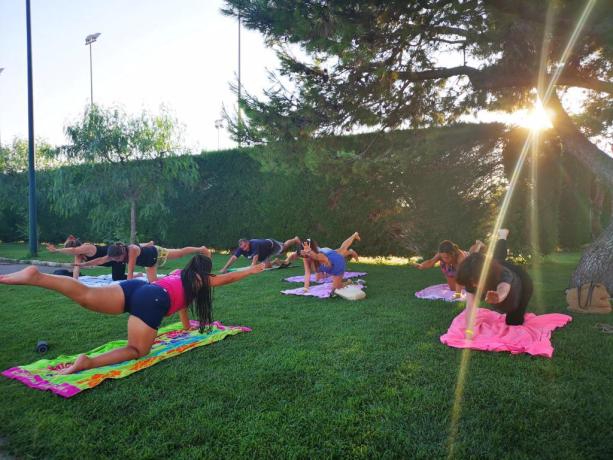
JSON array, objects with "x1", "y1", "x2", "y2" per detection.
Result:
[
  {"x1": 353, "y1": 232, "x2": 361, "y2": 242},
  {"x1": 0, "y1": 265, "x2": 40, "y2": 285},
  {"x1": 57, "y1": 354, "x2": 90, "y2": 375},
  {"x1": 498, "y1": 228, "x2": 510, "y2": 240}
]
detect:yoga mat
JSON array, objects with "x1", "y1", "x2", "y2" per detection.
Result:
[
  {"x1": 281, "y1": 282, "x2": 366, "y2": 299},
  {"x1": 77, "y1": 274, "x2": 165, "y2": 287},
  {"x1": 440, "y1": 308, "x2": 572, "y2": 358},
  {"x1": 2, "y1": 320, "x2": 250, "y2": 398},
  {"x1": 284, "y1": 271, "x2": 367, "y2": 284},
  {"x1": 415, "y1": 284, "x2": 465, "y2": 302},
  {"x1": 228, "y1": 265, "x2": 293, "y2": 272}
]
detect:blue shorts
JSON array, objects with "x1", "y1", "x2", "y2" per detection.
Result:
[
  {"x1": 119, "y1": 279, "x2": 170, "y2": 330},
  {"x1": 318, "y1": 249, "x2": 346, "y2": 277}
]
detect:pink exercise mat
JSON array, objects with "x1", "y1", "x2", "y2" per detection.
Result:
[
  {"x1": 415, "y1": 284, "x2": 466, "y2": 302},
  {"x1": 440, "y1": 308, "x2": 572, "y2": 358},
  {"x1": 284, "y1": 271, "x2": 367, "y2": 284},
  {"x1": 281, "y1": 282, "x2": 366, "y2": 299}
]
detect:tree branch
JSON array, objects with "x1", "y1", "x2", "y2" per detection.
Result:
[
  {"x1": 548, "y1": 91, "x2": 613, "y2": 187},
  {"x1": 393, "y1": 66, "x2": 613, "y2": 94}
]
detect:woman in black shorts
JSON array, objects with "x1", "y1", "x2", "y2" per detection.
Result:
[
  {"x1": 81, "y1": 242, "x2": 211, "y2": 282},
  {"x1": 0, "y1": 256, "x2": 264, "y2": 374},
  {"x1": 456, "y1": 229, "x2": 534, "y2": 335},
  {"x1": 45, "y1": 235, "x2": 126, "y2": 280}
]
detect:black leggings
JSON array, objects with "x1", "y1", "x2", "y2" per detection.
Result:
[
  {"x1": 492, "y1": 239, "x2": 533, "y2": 325},
  {"x1": 99, "y1": 261, "x2": 127, "y2": 281}
]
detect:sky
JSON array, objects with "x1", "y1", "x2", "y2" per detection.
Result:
[
  {"x1": 0, "y1": 1, "x2": 608, "y2": 155},
  {"x1": 0, "y1": 0, "x2": 279, "y2": 151}
]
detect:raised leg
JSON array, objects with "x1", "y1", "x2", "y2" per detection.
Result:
[
  {"x1": 0, "y1": 266, "x2": 124, "y2": 314},
  {"x1": 339, "y1": 232, "x2": 360, "y2": 251},
  {"x1": 166, "y1": 246, "x2": 211, "y2": 260},
  {"x1": 281, "y1": 236, "x2": 301, "y2": 251}
]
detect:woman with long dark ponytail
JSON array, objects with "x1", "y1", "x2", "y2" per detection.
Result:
[
  {"x1": 0, "y1": 255, "x2": 264, "y2": 373},
  {"x1": 181, "y1": 254, "x2": 215, "y2": 333}
]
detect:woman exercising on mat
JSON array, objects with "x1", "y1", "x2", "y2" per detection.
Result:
[
  {"x1": 298, "y1": 232, "x2": 360, "y2": 292},
  {"x1": 81, "y1": 242, "x2": 211, "y2": 282},
  {"x1": 456, "y1": 229, "x2": 534, "y2": 336},
  {"x1": 45, "y1": 235, "x2": 127, "y2": 280},
  {"x1": 416, "y1": 239, "x2": 485, "y2": 297},
  {"x1": 0, "y1": 255, "x2": 264, "y2": 374}
]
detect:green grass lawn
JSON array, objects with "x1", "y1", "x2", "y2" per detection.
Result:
[{"x1": 0, "y1": 244, "x2": 612, "y2": 458}]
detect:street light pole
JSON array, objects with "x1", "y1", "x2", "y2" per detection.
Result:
[
  {"x1": 85, "y1": 33, "x2": 101, "y2": 106},
  {"x1": 0, "y1": 67, "x2": 4, "y2": 147},
  {"x1": 237, "y1": 13, "x2": 242, "y2": 148},
  {"x1": 25, "y1": 0, "x2": 37, "y2": 256},
  {"x1": 214, "y1": 119, "x2": 224, "y2": 150}
]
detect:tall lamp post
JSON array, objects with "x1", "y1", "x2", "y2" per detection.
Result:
[
  {"x1": 26, "y1": 0, "x2": 37, "y2": 256},
  {"x1": 214, "y1": 118, "x2": 224, "y2": 150},
  {"x1": 85, "y1": 33, "x2": 101, "y2": 106},
  {"x1": 0, "y1": 67, "x2": 4, "y2": 147},
  {"x1": 237, "y1": 13, "x2": 242, "y2": 148}
]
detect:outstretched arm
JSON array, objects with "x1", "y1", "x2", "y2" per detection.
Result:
[
  {"x1": 219, "y1": 255, "x2": 238, "y2": 273},
  {"x1": 79, "y1": 255, "x2": 111, "y2": 267},
  {"x1": 416, "y1": 254, "x2": 439, "y2": 270},
  {"x1": 46, "y1": 243, "x2": 89, "y2": 256},
  {"x1": 485, "y1": 282, "x2": 511, "y2": 305},
  {"x1": 210, "y1": 263, "x2": 265, "y2": 287}
]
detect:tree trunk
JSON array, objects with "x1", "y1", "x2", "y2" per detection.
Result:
[
  {"x1": 548, "y1": 93, "x2": 613, "y2": 187},
  {"x1": 548, "y1": 92, "x2": 613, "y2": 292},
  {"x1": 571, "y1": 219, "x2": 613, "y2": 294},
  {"x1": 590, "y1": 178, "x2": 605, "y2": 240},
  {"x1": 130, "y1": 199, "x2": 137, "y2": 244}
]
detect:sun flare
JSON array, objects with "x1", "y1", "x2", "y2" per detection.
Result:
[{"x1": 514, "y1": 99, "x2": 554, "y2": 131}]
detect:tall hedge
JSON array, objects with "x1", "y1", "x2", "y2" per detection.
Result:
[{"x1": 0, "y1": 124, "x2": 607, "y2": 256}]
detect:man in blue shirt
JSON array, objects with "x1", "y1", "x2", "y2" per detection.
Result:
[{"x1": 220, "y1": 237, "x2": 301, "y2": 273}]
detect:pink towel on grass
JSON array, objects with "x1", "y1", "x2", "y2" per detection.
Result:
[
  {"x1": 284, "y1": 272, "x2": 367, "y2": 284},
  {"x1": 415, "y1": 284, "x2": 465, "y2": 302},
  {"x1": 281, "y1": 283, "x2": 335, "y2": 298},
  {"x1": 281, "y1": 282, "x2": 366, "y2": 299},
  {"x1": 440, "y1": 308, "x2": 572, "y2": 358}
]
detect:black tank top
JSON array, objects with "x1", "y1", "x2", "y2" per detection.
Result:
[
  {"x1": 135, "y1": 245, "x2": 158, "y2": 267},
  {"x1": 84, "y1": 245, "x2": 108, "y2": 262}
]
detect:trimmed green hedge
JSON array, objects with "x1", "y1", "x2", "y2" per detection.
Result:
[{"x1": 0, "y1": 125, "x2": 608, "y2": 255}]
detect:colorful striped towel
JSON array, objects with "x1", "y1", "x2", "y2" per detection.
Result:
[
  {"x1": 284, "y1": 271, "x2": 367, "y2": 284},
  {"x1": 2, "y1": 320, "x2": 250, "y2": 398}
]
